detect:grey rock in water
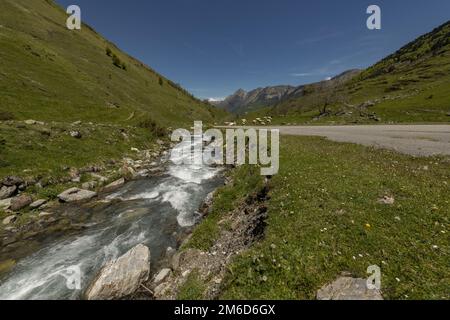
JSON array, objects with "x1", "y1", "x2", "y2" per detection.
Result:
[
  {"x1": 85, "y1": 244, "x2": 151, "y2": 300},
  {"x1": 0, "y1": 185, "x2": 17, "y2": 200},
  {"x1": 317, "y1": 276, "x2": 383, "y2": 300},
  {"x1": 58, "y1": 188, "x2": 97, "y2": 203},
  {"x1": 10, "y1": 194, "x2": 33, "y2": 211}
]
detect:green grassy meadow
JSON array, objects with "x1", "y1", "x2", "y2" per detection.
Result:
[{"x1": 186, "y1": 135, "x2": 449, "y2": 300}]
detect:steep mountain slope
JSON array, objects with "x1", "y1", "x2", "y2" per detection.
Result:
[
  {"x1": 253, "y1": 21, "x2": 450, "y2": 124},
  {"x1": 0, "y1": 0, "x2": 227, "y2": 190},
  {"x1": 0, "y1": 0, "x2": 223, "y2": 126}
]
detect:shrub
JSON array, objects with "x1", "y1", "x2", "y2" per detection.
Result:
[
  {"x1": 0, "y1": 110, "x2": 15, "y2": 121},
  {"x1": 112, "y1": 54, "x2": 122, "y2": 68},
  {"x1": 111, "y1": 53, "x2": 127, "y2": 70},
  {"x1": 137, "y1": 117, "x2": 167, "y2": 137}
]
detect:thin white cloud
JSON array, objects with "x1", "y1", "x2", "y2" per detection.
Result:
[
  {"x1": 289, "y1": 73, "x2": 314, "y2": 77},
  {"x1": 208, "y1": 97, "x2": 225, "y2": 102}
]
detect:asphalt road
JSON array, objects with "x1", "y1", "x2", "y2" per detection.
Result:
[{"x1": 229, "y1": 125, "x2": 450, "y2": 157}]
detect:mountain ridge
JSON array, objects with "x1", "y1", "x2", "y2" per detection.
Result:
[{"x1": 215, "y1": 69, "x2": 361, "y2": 115}]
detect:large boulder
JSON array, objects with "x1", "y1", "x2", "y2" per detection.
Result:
[
  {"x1": 317, "y1": 276, "x2": 383, "y2": 300},
  {"x1": 85, "y1": 244, "x2": 150, "y2": 300},
  {"x1": 58, "y1": 188, "x2": 97, "y2": 203},
  {"x1": 10, "y1": 194, "x2": 33, "y2": 211},
  {"x1": 0, "y1": 185, "x2": 17, "y2": 200}
]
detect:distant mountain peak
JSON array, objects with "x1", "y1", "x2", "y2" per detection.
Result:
[{"x1": 216, "y1": 70, "x2": 361, "y2": 114}]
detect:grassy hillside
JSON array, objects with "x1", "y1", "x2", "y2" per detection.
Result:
[
  {"x1": 0, "y1": 0, "x2": 228, "y2": 179},
  {"x1": 0, "y1": 0, "x2": 223, "y2": 127},
  {"x1": 0, "y1": 0, "x2": 227, "y2": 210},
  {"x1": 247, "y1": 21, "x2": 450, "y2": 125}
]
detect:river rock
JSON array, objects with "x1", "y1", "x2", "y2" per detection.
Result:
[
  {"x1": 10, "y1": 194, "x2": 33, "y2": 211},
  {"x1": 166, "y1": 247, "x2": 176, "y2": 260},
  {"x1": 120, "y1": 165, "x2": 136, "y2": 180},
  {"x1": 85, "y1": 244, "x2": 151, "y2": 300},
  {"x1": 2, "y1": 215, "x2": 17, "y2": 225},
  {"x1": 30, "y1": 199, "x2": 47, "y2": 209},
  {"x1": 58, "y1": 188, "x2": 97, "y2": 203},
  {"x1": 39, "y1": 211, "x2": 54, "y2": 218},
  {"x1": 0, "y1": 198, "x2": 12, "y2": 210},
  {"x1": 199, "y1": 191, "x2": 215, "y2": 215},
  {"x1": 91, "y1": 173, "x2": 108, "y2": 183},
  {"x1": 154, "y1": 282, "x2": 169, "y2": 297},
  {"x1": 0, "y1": 185, "x2": 17, "y2": 200},
  {"x1": 317, "y1": 276, "x2": 383, "y2": 300},
  {"x1": 103, "y1": 178, "x2": 125, "y2": 191},
  {"x1": 154, "y1": 268, "x2": 171, "y2": 285},
  {"x1": 2, "y1": 176, "x2": 24, "y2": 187},
  {"x1": 81, "y1": 181, "x2": 97, "y2": 190}
]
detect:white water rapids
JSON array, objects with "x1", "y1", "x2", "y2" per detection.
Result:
[{"x1": 0, "y1": 139, "x2": 222, "y2": 300}]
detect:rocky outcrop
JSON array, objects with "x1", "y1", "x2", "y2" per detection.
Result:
[
  {"x1": 85, "y1": 244, "x2": 150, "y2": 300},
  {"x1": 216, "y1": 86, "x2": 296, "y2": 114},
  {"x1": 58, "y1": 188, "x2": 97, "y2": 203},
  {"x1": 215, "y1": 69, "x2": 361, "y2": 115},
  {"x1": 316, "y1": 276, "x2": 383, "y2": 300}
]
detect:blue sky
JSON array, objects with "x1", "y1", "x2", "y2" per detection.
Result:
[{"x1": 57, "y1": 0, "x2": 450, "y2": 100}]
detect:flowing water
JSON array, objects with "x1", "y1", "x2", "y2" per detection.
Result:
[{"x1": 0, "y1": 139, "x2": 223, "y2": 300}]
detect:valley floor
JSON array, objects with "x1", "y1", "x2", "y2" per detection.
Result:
[{"x1": 179, "y1": 135, "x2": 449, "y2": 300}]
